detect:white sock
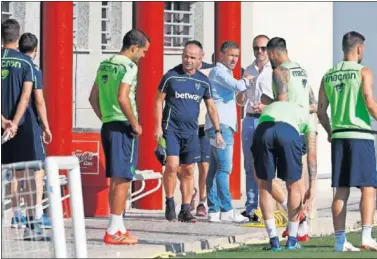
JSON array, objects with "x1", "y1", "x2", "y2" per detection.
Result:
[
  {"x1": 280, "y1": 200, "x2": 288, "y2": 211},
  {"x1": 288, "y1": 221, "x2": 299, "y2": 238},
  {"x1": 13, "y1": 208, "x2": 22, "y2": 219},
  {"x1": 35, "y1": 205, "x2": 43, "y2": 220},
  {"x1": 362, "y1": 225, "x2": 372, "y2": 244},
  {"x1": 298, "y1": 220, "x2": 308, "y2": 236},
  {"x1": 265, "y1": 218, "x2": 277, "y2": 238},
  {"x1": 107, "y1": 214, "x2": 126, "y2": 235}
]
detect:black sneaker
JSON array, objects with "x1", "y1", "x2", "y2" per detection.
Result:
[
  {"x1": 165, "y1": 199, "x2": 177, "y2": 221},
  {"x1": 178, "y1": 210, "x2": 197, "y2": 223},
  {"x1": 241, "y1": 210, "x2": 260, "y2": 222}
]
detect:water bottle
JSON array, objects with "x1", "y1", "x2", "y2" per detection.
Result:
[{"x1": 210, "y1": 138, "x2": 226, "y2": 149}]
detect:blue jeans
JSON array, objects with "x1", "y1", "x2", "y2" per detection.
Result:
[
  {"x1": 205, "y1": 124, "x2": 234, "y2": 213},
  {"x1": 242, "y1": 117, "x2": 259, "y2": 214}
]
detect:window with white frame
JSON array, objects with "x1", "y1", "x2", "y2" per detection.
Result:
[
  {"x1": 1, "y1": 1, "x2": 13, "y2": 22},
  {"x1": 164, "y1": 2, "x2": 195, "y2": 52},
  {"x1": 101, "y1": 1, "x2": 111, "y2": 50}
]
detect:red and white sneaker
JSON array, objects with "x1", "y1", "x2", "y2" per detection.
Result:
[
  {"x1": 104, "y1": 230, "x2": 138, "y2": 245},
  {"x1": 282, "y1": 210, "x2": 309, "y2": 241},
  {"x1": 360, "y1": 238, "x2": 377, "y2": 251},
  {"x1": 297, "y1": 234, "x2": 310, "y2": 242}
]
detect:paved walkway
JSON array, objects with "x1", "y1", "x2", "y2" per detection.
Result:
[{"x1": 2, "y1": 182, "x2": 374, "y2": 258}]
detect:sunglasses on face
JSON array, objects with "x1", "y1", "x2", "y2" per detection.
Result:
[{"x1": 253, "y1": 46, "x2": 267, "y2": 52}]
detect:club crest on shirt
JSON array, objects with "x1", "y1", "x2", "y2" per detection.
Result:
[
  {"x1": 102, "y1": 75, "x2": 108, "y2": 84},
  {"x1": 335, "y1": 82, "x2": 345, "y2": 92},
  {"x1": 2, "y1": 69, "x2": 9, "y2": 80},
  {"x1": 195, "y1": 82, "x2": 201, "y2": 90}
]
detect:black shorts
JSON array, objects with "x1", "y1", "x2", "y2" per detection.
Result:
[
  {"x1": 164, "y1": 130, "x2": 200, "y2": 165},
  {"x1": 101, "y1": 121, "x2": 138, "y2": 180},
  {"x1": 251, "y1": 121, "x2": 303, "y2": 183},
  {"x1": 2, "y1": 122, "x2": 45, "y2": 164},
  {"x1": 198, "y1": 126, "x2": 210, "y2": 163},
  {"x1": 331, "y1": 138, "x2": 377, "y2": 188}
]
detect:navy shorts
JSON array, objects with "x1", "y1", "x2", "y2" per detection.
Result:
[
  {"x1": 198, "y1": 126, "x2": 210, "y2": 163},
  {"x1": 331, "y1": 138, "x2": 377, "y2": 188},
  {"x1": 164, "y1": 130, "x2": 200, "y2": 165},
  {"x1": 1, "y1": 122, "x2": 45, "y2": 164},
  {"x1": 101, "y1": 121, "x2": 138, "y2": 180},
  {"x1": 251, "y1": 121, "x2": 303, "y2": 182}
]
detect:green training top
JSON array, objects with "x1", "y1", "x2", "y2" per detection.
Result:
[
  {"x1": 273, "y1": 61, "x2": 310, "y2": 111},
  {"x1": 259, "y1": 101, "x2": 311, "y2": 135},
  {"x1": 323, "y1": 61, "x2": 373, "y2": 140},
  {"x1": 95, "y1": 55, "x2": 138, "y2": 123}
]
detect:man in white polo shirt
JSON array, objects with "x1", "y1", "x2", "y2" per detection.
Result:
[{"x1": 236, "y1": 35, "x2": 274, "y2": 221}]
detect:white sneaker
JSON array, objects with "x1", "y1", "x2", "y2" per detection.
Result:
[
  {"x1": 220, "y1": 209, "x2": 248, "y2": 223},
  {"x1": 361, "y1": 238, "x2": 377, "y2": 251},
  {"x1": 208, "y1": 212, "x2": 221, "y2": 222},
  {"x1": 335, "y1": 241, "x2": 360, "y2": 252}
]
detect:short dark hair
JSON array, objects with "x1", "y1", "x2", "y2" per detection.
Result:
[
  {"x1": 122, "y1": 29, "x2": 150, "y2": 50},
  {"x1": 266, "y1": 37, "x2": 287, "y2": 52},
  {"x1": 342, "y1": 31, "x2": 365, "y2": 52},
  {"x1": 19, "y1": 33, "x2": 38, "y2": 53},
  {"x1": 1, "y1": 18, "x2": 20, "y2": 44},
  {"x1": 184, "y1": 40, "x2": 203, "y2": 50},
  {"x1": 253, "y1": 34, "x2": 269, "y2": 45},
  {"x1": 220, "y1": 40, "x2": 239, "y2": 53}
]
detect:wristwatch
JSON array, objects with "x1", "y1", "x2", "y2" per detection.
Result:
[{"x1": 215, "y1": 129, "x2": 222, "y2": 134}]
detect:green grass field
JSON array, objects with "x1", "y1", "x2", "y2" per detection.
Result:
[{"x1": 187, "y1": 228, "x2": 376, "y2": 258}]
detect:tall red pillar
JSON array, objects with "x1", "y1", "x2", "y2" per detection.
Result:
[
  {"x1": 42, "y1": 2, "x2": 73, "y2": 157},
  {"x1": 42, "y1": 2, "x2": 73, "y2": 217},
  {"x1": 133, "y1": 2, "x2": 164, "y2": 210},
  {"x1": 215, "y1": 2, "x2": 242, "y2": 199}
]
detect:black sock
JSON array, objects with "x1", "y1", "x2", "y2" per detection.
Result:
[
  {"x1": 181, "y1": 204, "x2": 190, "y2": 212},
  {"x1": 166, "y1": 197, "x2": 174, "y2": 203}
]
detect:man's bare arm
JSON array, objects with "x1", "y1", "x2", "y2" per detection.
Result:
[
  {"x1": 154, "y1": 91, "x2": 166, "y2": 130},
  {"x1": 361, "y1": 67, "x2": 377, "y2": 120},
  {"x1": 309, "y1": 87, "x2": 317, "y2": 114},
  {"x1": 317, "y1": 78, "x2": 331, "y2": 136},
  {"x1": 153, "y1": 91, "x2": 166, "y2": 141},
  {"x1": 12, "y1": 82, "x2": 33, "y2": 126},
  {"x1": 272, "y1": 66, "x2": 289, "y2": 101},
  {"x1": 260, "y1": 93, "x2": 274, "y2": 105},
  {"x1": 236, "y1": 91, "x2": 247, "y2": 107},
  {"x1": 33, "y1": 89, "x2": 50, "y2": 130},
  {"x1": 307, "y1": 131, "x2": 317, "y2": 184},
  {"x1": 204, "y1": 98, "x2": 221, "y2": 130},
  {"x1": 118, "y1": 83, "x2": 138, "y2": 127},
  {"x1": 88, "y1": 83, "x2": 102, "y2": 121},
  {"x1": 2, "y1": 115, "x2": 9, "y2": 129}
]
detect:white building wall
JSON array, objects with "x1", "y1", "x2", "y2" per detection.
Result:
[
  {"x1": 23, "y1": 2, "x2": 41, "y2": 66},
  {"x1": 73, "y1": 2, "x2": 134, "y2": 129},
  {"x1": 241, "y1": 2, "x2": 333, "y2": 177}
]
